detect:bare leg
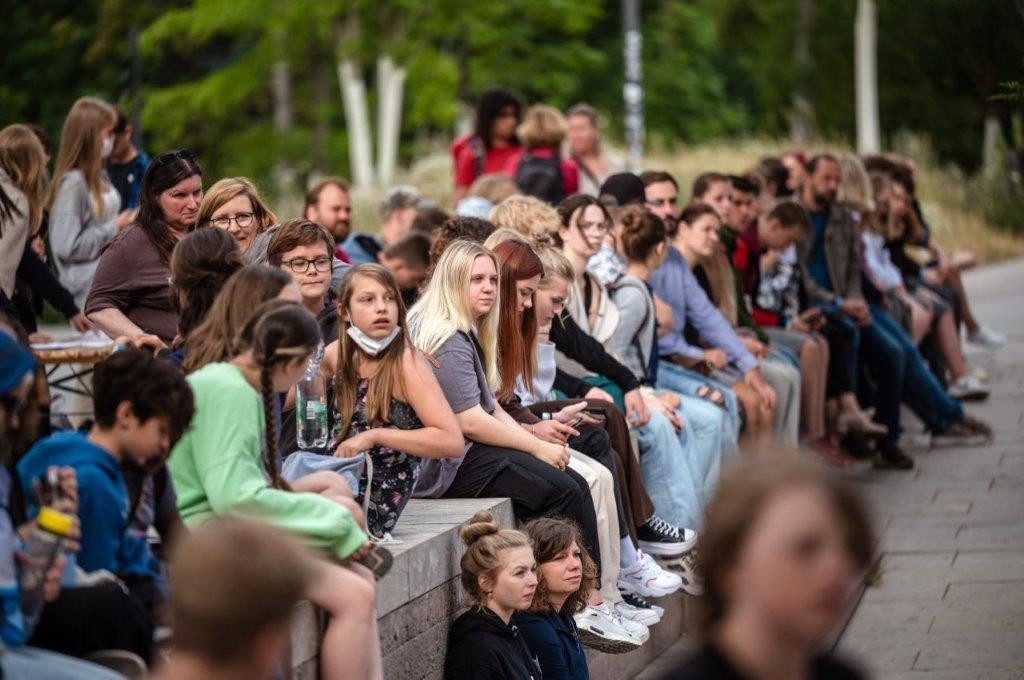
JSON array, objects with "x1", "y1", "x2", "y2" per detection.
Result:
[
  {"x1": 307, "y1": 561, "x2": 382, "y2": 680},
  {"x1": 899, "y1": 291, "x2": 933, "y2": 344},
  {"x1": 292, "y1": 470, "x2": 354, "y2": 503},
  {"x1": 933, "y1": 310, "x2": 967, "y2": 380},
  {"x1": 943, "y1": 267, "x2": 979, "y2": 332},
  {"x1": 798, "y1": 337, "x2": 828, "y2": 441},
  {"x1": 732, "y1": 381, "x2": 772, "y2": 450}
]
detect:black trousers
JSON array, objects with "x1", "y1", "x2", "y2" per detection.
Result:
[
  {"x1": 443, "y1": 443, "x2": 602, "y2": 577},
  {"x1": 29, "y1": 581, "x2": 153, "y2": 664}
]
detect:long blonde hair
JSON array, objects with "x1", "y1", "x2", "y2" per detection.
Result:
[
  {"x1": 47, "y1": 97, "x2": 117, "y2": 219},
  {"x1": 408, "y1": 240, "x2": 501, "y2": 390},
  {"x1": 0, "y1": 124, "x2": 49, "y2": 236},
  {"x1": 837, "y1": 154, "x2": 875, "y2": 215},
  {"x1": 197, "y1": 177, "x2": 277, "y2": 234}
]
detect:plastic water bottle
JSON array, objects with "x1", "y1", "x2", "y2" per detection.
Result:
[
  {"x1": 296, "y1": 344, "x2": 328, "y2": 449},
  {"x1": 19, "y1": 506, "x2": 74, "y2": 633}
]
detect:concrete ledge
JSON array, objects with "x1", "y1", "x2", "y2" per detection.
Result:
[
  {"x1": 587, "y1": 592, "x2": 694, "y2": 680},
  {"x1": 290, "y1": 497, "x2": 514, "y2": 679}
]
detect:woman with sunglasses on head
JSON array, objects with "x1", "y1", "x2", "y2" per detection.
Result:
[{"x1": 85, "y1": 149, "x2": 203, "y2": 346}]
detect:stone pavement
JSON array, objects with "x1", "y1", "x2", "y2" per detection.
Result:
[{"x1": 837, "y1": 258, "x2": 1024, "y2": 679}]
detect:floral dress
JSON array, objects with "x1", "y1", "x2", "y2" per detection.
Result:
[{"x1": 345, "y1": 379, "x2": 423, "y2": 538}]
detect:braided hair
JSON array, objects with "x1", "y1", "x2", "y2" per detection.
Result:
[{"x1": 237, "y1": 299, "x2": 321, "y2": 490}]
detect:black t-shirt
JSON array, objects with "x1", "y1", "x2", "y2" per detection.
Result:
[{"x1": 664, "y1": 642, "x2": 864, "y2": 680}]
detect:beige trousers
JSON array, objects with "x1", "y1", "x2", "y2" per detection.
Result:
[{"x1": 568, "y1": 449, "x2": 621, "y2": 605}]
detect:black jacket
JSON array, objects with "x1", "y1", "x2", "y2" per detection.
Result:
[
  {"x1": 445, "y1": 608, "x2": 542, "y2": 680},
  {"x1": 548, "y1": 313, "x2": 641, "y2": 397}
]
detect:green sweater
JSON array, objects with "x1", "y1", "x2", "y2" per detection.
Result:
[{"x1": 168, "y1": 362, "x2": 365, "y2": 561}]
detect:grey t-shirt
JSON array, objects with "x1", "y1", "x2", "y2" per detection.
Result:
[{"x1": 413, "y1": 330, "x2": 493, "y2": 498}]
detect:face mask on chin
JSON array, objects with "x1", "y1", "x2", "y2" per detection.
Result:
[{"x1": 347, "y1": 323, "x2": 401, "y2": 357}]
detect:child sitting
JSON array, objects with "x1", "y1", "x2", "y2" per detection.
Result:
[{"x1": 378, "y1": 232, "x2": 431, "y2": 308}]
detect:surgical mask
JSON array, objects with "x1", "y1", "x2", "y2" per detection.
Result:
[
  {"x1": 101, "y1": 136, "x2": 114, "y2": 159},
  {"x1": 347, "y1": 323, "x2": 401, "y2": 356}
]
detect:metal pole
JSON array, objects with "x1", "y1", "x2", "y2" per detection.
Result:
[{"x1": 622, "y1": 0, "x2": 645, "y2": 172}]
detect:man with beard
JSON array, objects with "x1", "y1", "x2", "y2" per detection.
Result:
[
  {"x1": 796, "y1": 154, "x2": 991, "y2": 470},
  {"x1": 305, "y1": 178, "x2": 353, "y2": 261}
]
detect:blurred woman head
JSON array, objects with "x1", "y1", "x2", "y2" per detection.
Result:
[
  {"x1": 47, "y1": 97, "x2": 117, "y2": 219},
  {"x1": 492, "y1": 239, "x2": 544, "y2": 401},
  {"x1": 475, "y1": 88, "x2": 523, "y2": 149},
  {"x1": 136, "y1": 149, "x2": 204, "y2": 264},
  {"x1": 197, "y1": 177, "x2": 277, "y2": 253},
  {"x1": 424, "y1": 216, "x2": 496, "y2": 283},
  {"x1": 521, "y1": 516, "x2": 596, "y2": 615},
  {"x1": 517, "y1": 105, "x2": 568, "y2": 152},
  {"x1": 170, "y1": 227, "x2": 244, "y2": 341},
  {"x1": 488, "y1": 194, "x2": 561, "y2": 245},
  {"x1": 619, "y1": 205, "x2": 668, "y2": 269},
  {"x1": 699, "y1": 457, "x2": 873, "y2": 647},
  {"x1": 0, "y1": 124, "x2": 49, "y2": 237},
  {"x1": 836, "y1": 154, "x2": 875, "y2": 216},
  {"x1": 459, "y1": 510, "x2": 536, "y2": 619}
]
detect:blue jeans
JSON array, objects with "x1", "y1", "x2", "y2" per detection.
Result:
[
  {"x1": 656, "y1": 362, "x2": 739, "y2": 455},
  {"x1": 861, "y1": 305, "x2": 964, "y2": 440},
  {"x1": 677, "y1": 394, "x2": 726, "y2": 506},
  {"x1": 1, "y1": 647, "x2": 123, "y2": 679},
  {"x1": 635, "y1": 410, "x2": 704, "y2": 530}
]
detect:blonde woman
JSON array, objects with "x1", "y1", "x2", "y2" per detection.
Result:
[
  {"x1": 197, "y1": 177, "x2": 277, "y2": 253},
  {"x1": 48, "y1": 97, "x2": 131, "y2": 307},
  {"x1": 407, "y1": 240, "x2": 602, "y2": 587},
  {"x1": 0, "y1": 125, "x2": 48, "y2": 299},
  {"x1": 511, "y1": 104, "x2": 579, "y2": 204}
]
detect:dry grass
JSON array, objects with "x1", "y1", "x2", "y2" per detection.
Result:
[{"x1": 338, "y1": 137, "x2": 1024, "y2": 265}]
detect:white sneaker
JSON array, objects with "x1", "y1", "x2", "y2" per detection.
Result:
[
  {"x1": 573, "y1": 604, "x2": 644, "y2": 654},
  {"x1": 619, "y1": 589, "x2": 665, "y2": 619},
  {"x1": 615, "y1": 599, "x2": 662, "y2": 626},
  {"x1": 658, "y1": 549, "x2": 705, "y2": 596},
  {"x1": 967, "y1": 325, "x2": 1006, "y2": 348},
  {"x1": 948, "y1": 375, "x2": 990, "y2": 401},
  {"x1": 618, "y1": 550, "x2": 683, "y2": 598},
  {"x1": 596, "y1": 602, "x2": 649, "y2": 643}
]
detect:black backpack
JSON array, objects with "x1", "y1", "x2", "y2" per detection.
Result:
[{"x1": 515, "y1": 153, "x2": 565, "y2": 205}]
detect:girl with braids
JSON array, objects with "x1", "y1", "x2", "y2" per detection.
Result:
[
  {"x1": 169, "y1": 299, "x2": 386, "y2": 680},
  {"x1": 322, "y1": 263, "x2": 463, "y2": 539},
  {"x1": 86, "y1": 149, "x2": 204, "y2": 345}
]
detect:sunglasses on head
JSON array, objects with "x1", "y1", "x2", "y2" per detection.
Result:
[{"x1": 152, "y1": 148, "x2": 198, "y2": 169}]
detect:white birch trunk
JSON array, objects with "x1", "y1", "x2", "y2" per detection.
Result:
[{"x1": 855, "y1": 0, "x2": 881, "y2": 154}]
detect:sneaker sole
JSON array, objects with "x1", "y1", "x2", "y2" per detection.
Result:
[
  {"x1": 638, "y1": 535, "x2": 698, "y2": 556},
  {"x1": 576, "y1": 627, "x2": 643, "y2": 654},
  {"x1": 619, "y1": 611, "x2": 662, "y2": 626},
  {"x1": 949, "y1": 389, "x2": 990, "y2": 402}
]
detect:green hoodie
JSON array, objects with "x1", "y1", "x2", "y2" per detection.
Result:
[{"x1": 169, "y1": 362, "x2": 365, "y2": 561}]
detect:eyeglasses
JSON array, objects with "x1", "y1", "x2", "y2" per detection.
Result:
[
  {"x1": 152, "y1": 148, "x2": 197, "y2": 168},
  {"x1": 281, "y1": 257, "x2": 333, "y2": 274},
  {"x1": 646, "y1": 197, "x2": 678, "y2": 208},
  {"x1": 210, "y1": 212, "x2": 254, "y2": 229}
]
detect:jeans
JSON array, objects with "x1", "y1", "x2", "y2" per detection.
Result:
[
  {"x1": 869, "y1": 305, "x2": 964, "y2": 434},
  {"x1": 0, "y1": 647, "x2": 123, "y2": 679},
  {"x1": 677, "y1": 394, "x2": 726, "y2": 506},
  {"x1": 635, "y1": 410, "x2": 705, "y2": 530},
  {"x1": 656, "y1": 362, "x2": 740, "y2": 455}
]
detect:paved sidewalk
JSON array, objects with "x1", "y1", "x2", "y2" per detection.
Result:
[{"x1": 837, "y1": 258, "x2": 1024, "y2": 678}]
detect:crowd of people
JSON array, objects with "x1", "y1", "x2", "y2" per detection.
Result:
[{"x1": 0, "y1": 86, "x2": 1005, "y2": 680}]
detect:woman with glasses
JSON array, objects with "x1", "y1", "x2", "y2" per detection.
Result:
[
  {"x1": 85, "y1": 149, "x2": 203, "y2": 345},
  {"x1": 265, "y1": 218, "x2": 339, "y2": 343},
  {"x1": 196, "y1": 177, "x2": 277, "y2": 254}
]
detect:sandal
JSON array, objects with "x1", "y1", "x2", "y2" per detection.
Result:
[
  {"x1": 696, "y1": 384, "x2": 726, "y2": 409},
  {"x1": 354, "y1": 544, "x2": 394, "y2": 580}
]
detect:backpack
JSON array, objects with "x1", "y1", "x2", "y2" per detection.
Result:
[
  {"x1": 515, "y1": 153, "x2": 564, "y2": 205},
  {"x1": 451, "y1": 134, "x2": 486, "y2": 180}
]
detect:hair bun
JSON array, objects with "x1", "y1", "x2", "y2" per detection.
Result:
[
  {"x1": 619, "y1": 204, "x2": 647, "y2": 234},
  {"x1": 460, "y1": 510, "x2": 500, "y2": 546}
]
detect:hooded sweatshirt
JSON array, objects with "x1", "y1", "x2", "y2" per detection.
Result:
[
  {"x1": 17, "y1": 430, "x2": 159, "y2": 580},
  {"x1": 445, "y1": 607, "x2": 542, "y2": 680}
]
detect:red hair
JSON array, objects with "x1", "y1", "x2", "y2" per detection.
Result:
[{"x1": 493, "y1": 239, "x2": 544, "y2": 402}]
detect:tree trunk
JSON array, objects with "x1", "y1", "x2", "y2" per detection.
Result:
[
  {"x1": 376, "y1": 55, "x2": 406, "y2": 186},
  {"x1": 334, "y1": 16, "x2": 375, "y2": 188},
  {"x1": 982, "y1": 112, "x2": 1003, "y2": 178},
  {"x1": 271, "y1": 29, "x2": 295, "y2": 199},
  {"x1": 791, "y1": 0, "x2": 816, "y2": 144},
  {"x1": 855, "y1": 0, "x2": 881, "y2": 154}
]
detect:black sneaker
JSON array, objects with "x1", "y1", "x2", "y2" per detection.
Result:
[
  {"x1": 637, "y1": 516, "x2": 698, "y2": 556},
  {"x1": 839, "y1": 433, "x2": 876, "y2": 460},
  {"x1": 873, "y1": 441, "x2": 914, "y2": 470}
]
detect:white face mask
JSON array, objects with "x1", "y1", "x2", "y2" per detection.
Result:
[
  {"x1": 347, "y1": 323, "x2": 401, "y2": 357},
  {"x1": 101, "y1": 136, "x2": 114, "y2": 159}
]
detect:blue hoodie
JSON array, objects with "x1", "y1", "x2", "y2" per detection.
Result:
[{"x1": 17, "y1": 431, "x2": 160, "y2": 582}]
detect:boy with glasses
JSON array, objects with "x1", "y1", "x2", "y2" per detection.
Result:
[{"x1": 266, "y1": 219, "x2": 338, "y2": 342}]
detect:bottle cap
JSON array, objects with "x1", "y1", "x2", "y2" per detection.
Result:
[{"x1": 36, "y1": 507, "x2": 75, "y2": 537}]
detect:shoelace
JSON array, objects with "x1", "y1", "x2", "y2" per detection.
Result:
[
  {"x1": 621, "y1": 591, "x2": 653, "y2": 610},
  {"x1": 647, "y1": 515, "x2": 682, "y2": 541}
]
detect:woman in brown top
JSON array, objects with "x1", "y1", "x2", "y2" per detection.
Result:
[{"x1": 86, "y1": 149, "x2": 203, "y2": 344}]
